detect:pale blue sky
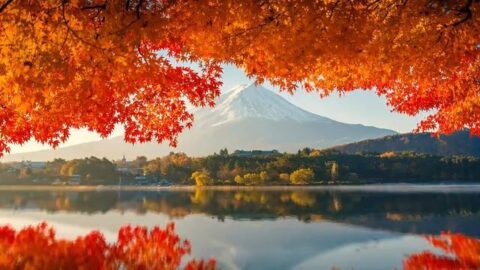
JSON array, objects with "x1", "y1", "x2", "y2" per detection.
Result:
[{"x1": 9, "y1": 64, "x2": 426, "y2": 154}]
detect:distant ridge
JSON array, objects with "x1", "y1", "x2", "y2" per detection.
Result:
[
  {"x1": 2, "y1": 84, "x2": 396, "y2": 161},
  {"x1": 332, "y1": 130, "x2": 480, "y2": 156}
]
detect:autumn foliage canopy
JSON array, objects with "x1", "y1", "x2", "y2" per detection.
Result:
[
  {"x1": 0, "y1": 222, "x2": 216, "y2": 270},
  {"x1": 0, "y1": 0, "x2": 479, "y2": 154}
]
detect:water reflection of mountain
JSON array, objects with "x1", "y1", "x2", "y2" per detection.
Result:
[{"x1": 1, "y1": 189, "x2": 479, "y2": 237}]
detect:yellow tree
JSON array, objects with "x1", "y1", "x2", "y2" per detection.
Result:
[
  {"x1": 290, "y1": 168, "x2": 315, "y2": 185},
  {"x1": 191, "y1": 170, "x2": 212, "y2": 186}
]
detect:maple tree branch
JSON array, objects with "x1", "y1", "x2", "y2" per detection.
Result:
[
  {"x1": 61, "y1": 1, "x2": 107, "y2": 51},
  {"x1": 366, "y1": 0, "x2": 381, "y2": 9},
  {"x1": 81, "y1": 4, "x2": 107, "y2": 10},
  {"x1": 0, "y1": 0, "x2": 13, "y2": 13},
  {"x1": 224, "y1": 2, "x2": 282, "y2": 42},
  {"x1": 59, "y1": 28, "x2": 70, "y2": 52},
  {"x1": 135, "y1": 0, "x2": 144, "y2": 19},
  {"x1": 114, "y1": 0, "x2": 175, "y2": 36},
  {"x1": 451, "y1": 0, "x2": 474, "y2": 27}
]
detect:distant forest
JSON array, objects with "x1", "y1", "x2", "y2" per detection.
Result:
[
  {"x1": 1, "y1": 148, "x2": 480, "y2": 185},
  {"x1": 333, "y1": 130, "x2": 480, "y2": 157}
]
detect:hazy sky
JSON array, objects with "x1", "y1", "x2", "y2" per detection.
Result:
[{"x1": 9, "y1": 64, "x2": 426, "y2": 154}]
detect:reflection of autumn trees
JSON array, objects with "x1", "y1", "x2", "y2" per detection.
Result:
[
  {"x1": 289, "y1": 192, "x2": 316, "y2": 207},
  {"x1": 190, "y1": 189, "x2": 213, "y2": 205},
  {"x1": 330, "y1": 195, "x2": 343, "y2": 213},
  {"x1": 143, "y1": 198, "x2": 191, "y2": 218},
  {"x1": 0, "y1": 222, "x2": 216, "y2": 270},
  {"x1": 404, "y1": 233, "x2": 480, "y2": 270},
  {"x1": 0, "y1": 190, "x2": 480, "y2": 230}
]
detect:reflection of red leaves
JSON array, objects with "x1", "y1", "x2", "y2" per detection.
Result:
[
  {"x1": 0, "y1": 222, "x2": 216, "y2": 270},
  {"x1": 111, "y1": 223, "x2": 192, "y2": 270},
  {"x1": 404, "y1": 232, "x2": 480, "y2": 270}
]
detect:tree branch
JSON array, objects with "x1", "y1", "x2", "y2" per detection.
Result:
[
  {"x1": 81, "y1": 4, "x2": 107, "y2": 10},
  {"x1": 135, "y1": 0, "x2": 145, "y2": 19},
  {"x1": 61, "y1": 1, "x2": 106, "y2": 51},
  {"x1": 451, "y1": 0, "x2": 474, "y2": 27},
  {"x1": 0, "y1": 0, "x2": 14, "y2": 13}
]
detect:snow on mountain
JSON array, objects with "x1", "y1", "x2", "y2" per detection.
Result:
[
  {"x1": 1, "y1": 84, "x2": 397, "y2": 161},
  {"x1": 194, "y1": 84, "x2": 329, "y2": 127}
]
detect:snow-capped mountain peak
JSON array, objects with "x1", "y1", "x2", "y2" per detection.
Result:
[
  {"x1": 195, "y1": 84, "x2": 332, "y2": 127},
  {"x1": 1, "y1": 84, "x2": 397, "y2": 161}
]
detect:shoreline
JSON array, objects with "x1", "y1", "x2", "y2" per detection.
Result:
[{"x1": 0, "y1": 183, "x2": 479, "y2": 192}]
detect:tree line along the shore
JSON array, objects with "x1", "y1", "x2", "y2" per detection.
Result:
[{"x1": 2, "y1": 148, "x2": 480, "y2": 186}]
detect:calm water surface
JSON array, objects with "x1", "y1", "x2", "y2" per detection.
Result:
[{"x1": 1, "y1": 184, "x2": 480, "y2": 270}]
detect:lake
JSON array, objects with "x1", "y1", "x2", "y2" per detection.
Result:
[{"x1": 1, "y1": 184, "x2": 479, "y2": 270}]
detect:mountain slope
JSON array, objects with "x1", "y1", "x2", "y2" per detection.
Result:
[
  {"x1": 2, "y1": 84, "x2": 396, "y2": 161},
  {"x1": 332, "y1": 130, "x2": 480, "y2": 156}
]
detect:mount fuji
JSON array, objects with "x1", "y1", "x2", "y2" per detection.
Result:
[{"x1": 2, "y1": 84, "x2": 396, "y2": 161}]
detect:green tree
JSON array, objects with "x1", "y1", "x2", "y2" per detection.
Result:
[
  {"x1": 219, "y1": 148, "x2": 229, "y2": 157},
  {"x1": 144, "y1": 158, "x2": 162, "y2": 176},
  {"x1": 144, "y1": 153, "x2": 192, "y2": 182},
  {"x1": 44, "y1": 158, "x2": 67, "y2": 176},
  {"x1": 133, "y1": 156, "x2": 148, "y2": 169},
  {"x1": 59, "y1": 157, "x2": 117, "y2": 182}
]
